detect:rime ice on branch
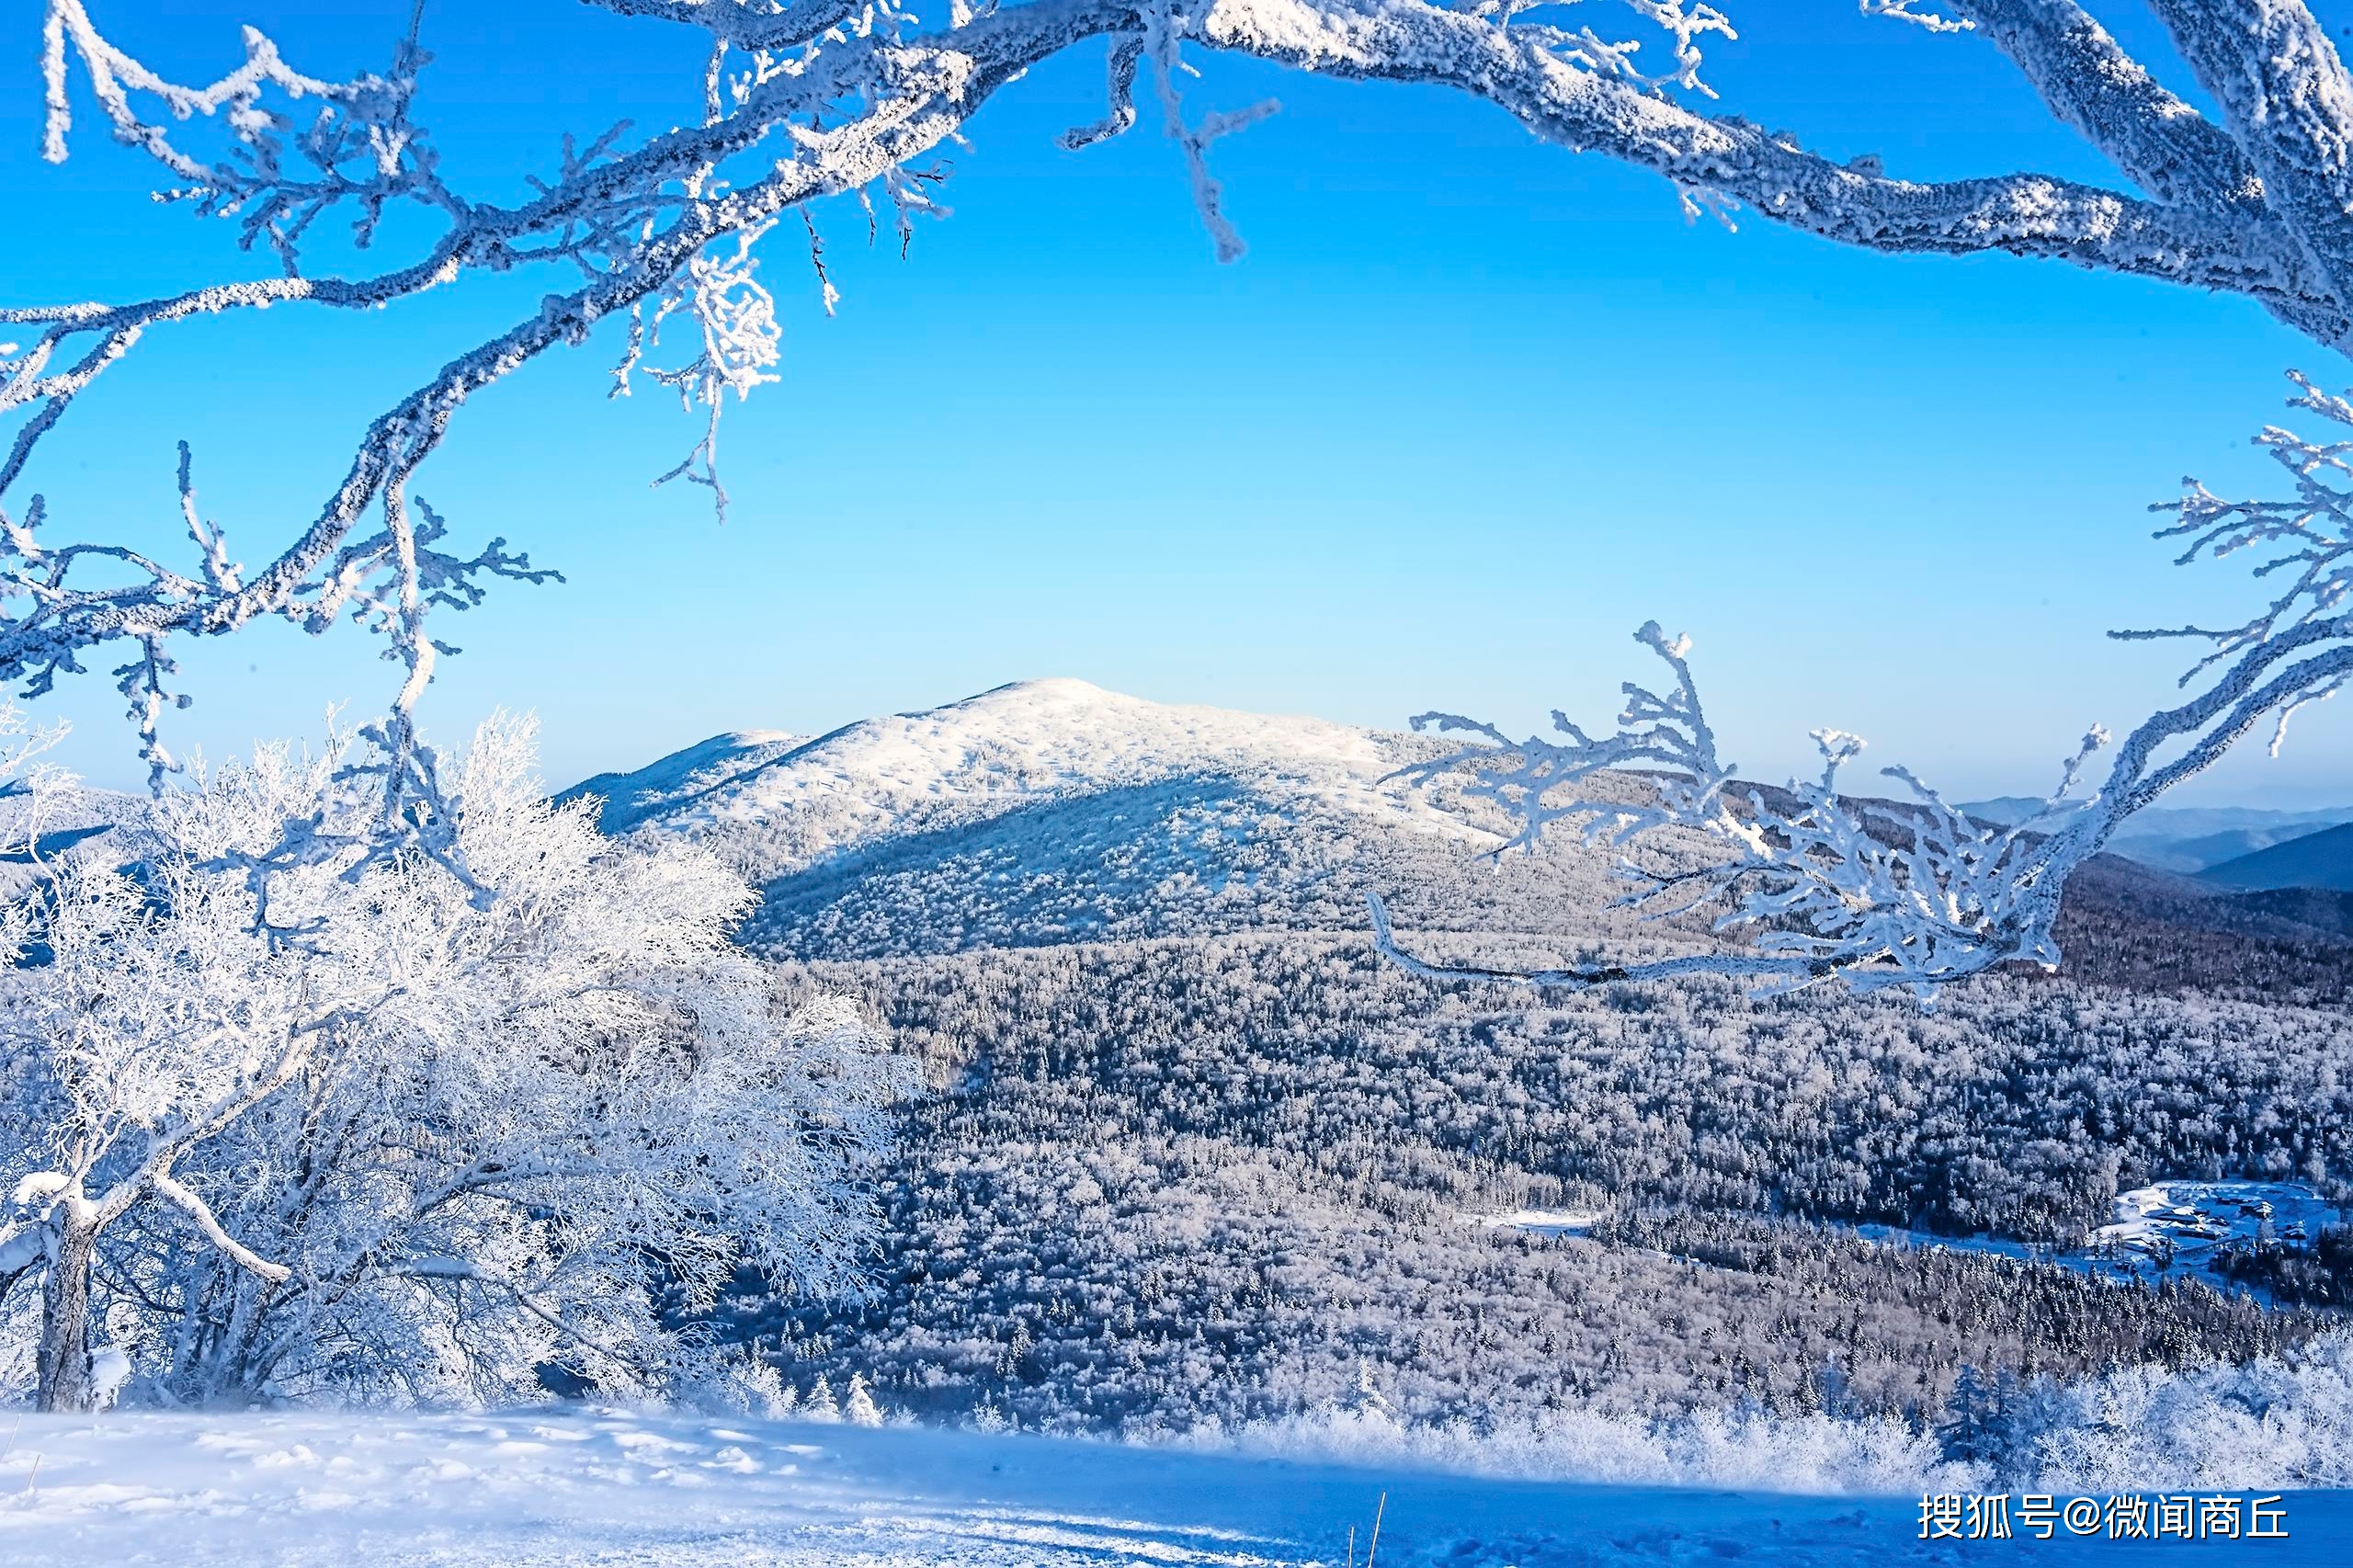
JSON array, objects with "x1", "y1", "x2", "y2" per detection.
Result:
[
  {"x1": 13, "y1": 0, "x2": 2353, "y2": 801},
  {"x1": 0, "y1": 713, "x2": 910, "y2": 1413},
  {"x1": 1374, "y1": 375, "x2": 2353, "y2": 1004}
]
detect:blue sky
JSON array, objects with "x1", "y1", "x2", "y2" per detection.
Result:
[{"x1": 6, "y1": 0, "x2": 2351, "y2": 806}]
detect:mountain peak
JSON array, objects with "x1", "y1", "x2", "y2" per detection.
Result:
[
  {"x1": 896, "y1": 676, "x2": 1347, "y2": 741},
  {"x1": 955, "y1": 676, "x2": 1114, "y2": 703},
  {"x1": 639, "y1": 677, "x2": 1421, "y2": 844}
]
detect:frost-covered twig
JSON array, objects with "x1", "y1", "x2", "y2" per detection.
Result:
[
  {"x1": 1142, "y1": 1, "x2": 1280, "y2": 262},
  {"x1": 38, "y1": 0, "x2": 463, "y2": 265},
  {"x1": 1863, "y1": 1, "x2": 1972, "y2": 34},
  {"x1": 1378, "y1": 373, "x2": 2353, "y2": 1003},
  {"x1": 10, "y1": 0, "x2": 1071, "y2": 827},
  {"x1": 2118, "y1": 369, "x2": 2353, "y2": 749},
  {"x1": 1060, "y1": 33, "x2": 1146, "y2": 148}
]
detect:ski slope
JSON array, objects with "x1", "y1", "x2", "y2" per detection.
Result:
[{"x1": 1, "y1": 1409, "x2": 2346, "y2": 1566}]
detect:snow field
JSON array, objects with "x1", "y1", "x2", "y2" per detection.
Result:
[{"x1": 0, "y1": 1409, "x2": 2347, "y2": 1566}]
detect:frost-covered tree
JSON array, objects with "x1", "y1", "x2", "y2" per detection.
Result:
[
  {"x1": 1374, "y1": 373, "x2": 2353, "y2": 1002},
  {"x1": 13, "y1": 0, "x2": 2353, "y2": 799},
  {"x1": 845, "y1": 1369, "x2": 884, "y2": 1425},
  {"x1": 0, "y1": 712, "x2": 909, "y2": 1413}
]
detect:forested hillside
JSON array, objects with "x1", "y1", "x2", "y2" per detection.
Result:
[{"x1": 725, "y1": 935, "x2": 2345, "y2": 1433}]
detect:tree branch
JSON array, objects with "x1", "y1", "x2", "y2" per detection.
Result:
[
  {"x1": 2147, "y1": 0, "x2": 2353, "y2": 319},
  {"x1": 152, "y1": 1172, "x2": 291, "y2": 1285},
  {"x1": 579, "y1": 0, "x2": 882, "y2": 52},
  {"x1": 1195, "y1": 0, "x2": 2344, "y2": 338},
  {"x1": 393, "y1": 1256, "x2": 642, "y2": 1368},
  {"x1": 22, "y1": 0, "x2": 2353, "y2": 803},
  {"x1": 1952, "y1": 0, "x2": 2263, "y2": 217}
]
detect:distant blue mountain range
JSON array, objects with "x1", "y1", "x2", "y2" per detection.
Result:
[
  {"x1": 2196, "y1": 822, "x2": 2353, "y2": 894},
  {"x1": 1962, "y1": 798, "x2": 2353, "y2": 879}
]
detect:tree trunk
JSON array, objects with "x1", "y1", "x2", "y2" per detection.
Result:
[
  {"x1": 212, "y1": 1270, "x2": 281, "y2": 1406},
  {"x1": 36, "y1": 1217, "x2": 98, "y2": 1413}
]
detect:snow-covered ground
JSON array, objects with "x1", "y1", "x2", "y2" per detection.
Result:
[
  {"x1": 1, "y1": 1409, "x2": 2346, "y2": 1566},
  {"x1": 1857, "y1": 1180, "x2": 2344, "y2": 1294},
  {"x1": 1473, "y1": 1208, "x2": 1604, "y2": 1236},
  {"x1": 2093, "y1": 1183, "x2": 2341, "y2": 1269}
]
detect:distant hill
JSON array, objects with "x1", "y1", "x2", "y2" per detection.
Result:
[
  {"x1": 2230, "y1": 884, "x2": 2353, "y2": 937},
  {"x1": 563, "y1": 681, "x2": 2353, "y2": 996},
  {"x1": 2198, "y1": 821, "x2": 2353, "y2": 893},
  {"x1": 1961, "y1": 797, "x2": 2353, "y2": 875}
]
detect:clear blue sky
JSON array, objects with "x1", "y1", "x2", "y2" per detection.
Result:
[{"x1": 6, "y1": 0, "x2": 2350, "y2": 806}]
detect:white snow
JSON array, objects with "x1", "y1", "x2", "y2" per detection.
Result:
[
  {"x1": 560, "y1": 729, "x2": 805, "y2": 835},
  {"x1": 575, "y1": 678, "x2": 1487, "y2": 869},
  {"x1": 2092, "y1": 1181, "x2": 2342, "y2": 1277},
  {"x1": 1472, "y1": 1208, "x2": 1603, "y2": 1235},
  {"x1": 1856, "y1": 1180, "x2": 2342, "y2": 1295},
  {"x1": 9, "y1": 1406, "x2": 2342, "y2": 1565}
]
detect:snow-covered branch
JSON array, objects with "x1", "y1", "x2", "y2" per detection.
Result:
[
  {"x1": 2116, "y1": 369, "x2": 2353, "y2": 744},
  {"x1": 16, "y1": 0, "x2": 2353, "y2": 798},
  {"x1": 1198, "y1": 0, "x2": 2342, "y2": 332},
  {"x1": 1950, "y1": 1, "x2": 2262, "y2": 217},
  {"x1": 151, "y1": 1173, "x2": 290, "y2": 1286},
  {"x1": 1376, "y1": 373, "x2": 2353, "y2": 1004},
  {"x1": 8, "y1": 0, "x2": 1109, "y2": 806},
  {"x1": 579, "y1": 0, "x2": 894, "y2": 53},
  {"x1": 2143, "y1": 0, "x2": 2353, "y2": 317}
]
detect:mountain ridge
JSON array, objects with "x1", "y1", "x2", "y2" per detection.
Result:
[
  {"x1": 1961, "y1": 796, "x2": 2353, "y2": 875},
  {"x1": 2198, "y1": 821, "x2": 2353, "y2": 894}
]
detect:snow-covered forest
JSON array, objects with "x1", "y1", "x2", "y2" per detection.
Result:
[{"x1": 8, "y1": 0, "x2": 2353, "y2": 1562}]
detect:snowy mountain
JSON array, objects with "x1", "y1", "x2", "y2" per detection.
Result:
[
  {"x1": 564, "y1": 682, "x2": 2353, "y2": 990},
  {"x1": 561, "y1": 677, "x2": 1473, "y2": 857},
  {"x1": 557, "y1": 678, "x2": 1669, "y2": 961}
]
